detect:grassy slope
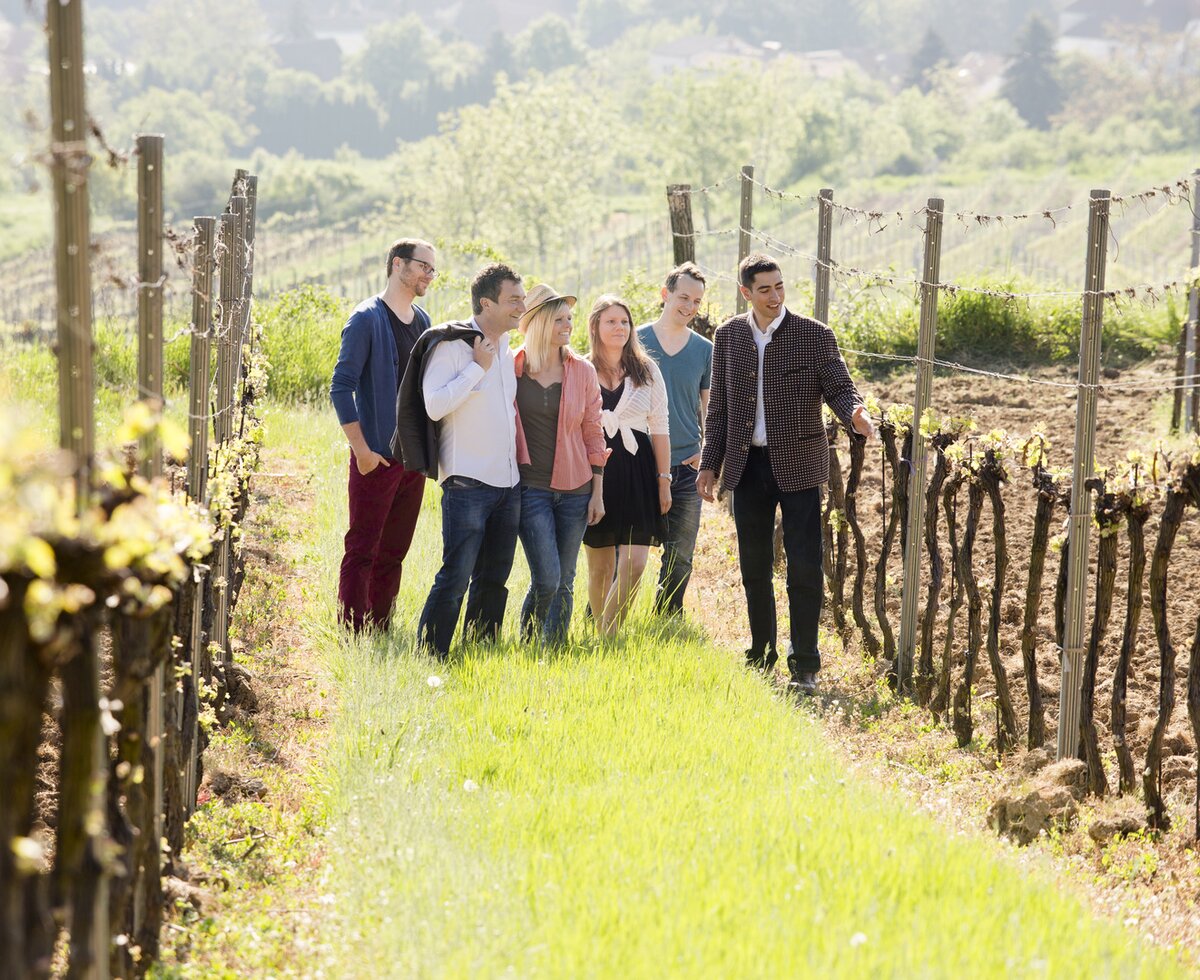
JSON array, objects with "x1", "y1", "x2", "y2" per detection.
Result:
[
  {"x1": 0, "y1": 355, "x2": 1186, "y2": 976},
  {"x1": 286, "y1": 408, "x2": 1184, "y2": 977}
]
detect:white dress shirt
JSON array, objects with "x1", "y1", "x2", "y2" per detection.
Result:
[
  {"x1": 750, "y1": 305, "x2": 785, "y2": 446},
  {"x1": 422, "y1": 318, "x2": 520, "y2": 487}
]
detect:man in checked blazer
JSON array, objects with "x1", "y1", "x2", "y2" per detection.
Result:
[{"x1": 698, "y1": 253, "x2": 874, "y2": 693}]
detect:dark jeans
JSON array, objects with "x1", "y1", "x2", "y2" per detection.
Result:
[
  {"x1": 418, "y1": 478, "x2": 520, "y2": 657},
  {"x1": 653, "y1": 464, "x2": 702, "y2": 616},
  {"x1": 338, "y1": 454, "x2": 425, "y2": 632},
  {"x1": 518, "y1": 486, "x2": 591, "y2": 644},
  {"x1": 732, "y1": 447, "x2": 823, "y2": 673}
]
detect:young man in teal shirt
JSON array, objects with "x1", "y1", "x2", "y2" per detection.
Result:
[{"x1": 637, "y1": 263, "x2": 711, "y2": 616}]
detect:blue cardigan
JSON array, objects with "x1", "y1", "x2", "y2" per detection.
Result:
[{"x1": 329, "y1": 295, "x2": 430, "y2": 458}]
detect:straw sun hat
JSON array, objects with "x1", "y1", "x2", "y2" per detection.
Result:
[{"x1": 519, "y1": 283, "x2": 577, "y2": 330}]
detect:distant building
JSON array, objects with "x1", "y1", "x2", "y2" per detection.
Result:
[
  {"x1": 1060, "y1": 0, "x2": 1200, "y2": 56},
  {"x1": 648, "y1": 34, "x2": 765, "y2": 77},
  {"x1": 950, "y1": 51, "x2": 1006, "y2": 100}
]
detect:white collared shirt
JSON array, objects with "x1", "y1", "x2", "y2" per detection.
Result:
[
  {"x1": 422, "y1": 317, "x2": 520, "y2": 487},
  {"x1": 750, "y1": 305, "x2": 786, "y2": 446}
]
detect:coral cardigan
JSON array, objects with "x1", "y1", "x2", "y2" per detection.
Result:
[{"x1": 514, "y1": 347, "x2": 608, "y2": 492}]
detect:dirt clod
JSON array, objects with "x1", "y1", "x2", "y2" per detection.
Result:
[
  {"x1": 1088, "y1": 800, "x2": 1149, "y2": 846},
  {"x1": 989, "y1": 784, "x2": 1079, "y2": 845}
]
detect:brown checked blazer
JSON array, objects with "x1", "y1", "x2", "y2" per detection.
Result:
[{"x1": 700, "y1": 308, "x2": 862, "y2": 493}]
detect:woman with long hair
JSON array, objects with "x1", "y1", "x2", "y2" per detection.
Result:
[
  {"x1": 514, "y1": 283, "x2": 608, "y2": 643},
  {"x1": 582, "y1": 294, "x2": 671, "y2": 637}
]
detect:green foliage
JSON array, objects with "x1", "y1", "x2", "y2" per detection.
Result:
[
  {"x1": 1002, "y1": 14, "x2": 1063, "y2": 130},
  {"x1": 513, "y1": 14, "x2": 584, "y2": 72},
  {"x1": 256, "y1": 285, "x2": 350, "y2": 403},
  {"x1": 906, "y1": 27, "x2": 951, "y2": 93},
  {"x1": 834, "y1": 282, "x2": 1174, "y2": 375}
]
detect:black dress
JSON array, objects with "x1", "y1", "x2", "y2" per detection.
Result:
[{"x1": 583, "y1": 381, "x2": 664, "y2": 548}]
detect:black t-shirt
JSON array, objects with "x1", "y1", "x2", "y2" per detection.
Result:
[{"x1": 384, "y1": 303, "x2": 425, "y2": 389}]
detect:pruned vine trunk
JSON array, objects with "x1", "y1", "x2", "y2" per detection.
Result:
[
  {"x1": 54, "y1": 614, "x2": 109, "y2": 979},
  {"x1": 1186, "y1": 610, "x2": 1200, "y2": 839},
  {"x1": 933, "y1": 474, "x2": 964, "y2": 720},
  {"x1": 980, "y1": 452, "x2": 1018, "y2": 752},
  {"x1": 1021, "y1": 467, "x2": 1056, "y2": 749},
  {"x1": 1145, "y1": 488, "x2": 1189, "y2": 827},
  {"x1": 1080, "y1": 478, "x2": 1120, "y2": 797},
  {"x1": 824, "y1": 422, "x2": 849, "y2": 634},
  {"x1": 876, "y1": 422, "x2": 902, "y2": 677},
  {"x1": 0, "y1": 579, "x2": 56, "y2": 978},
  {"x1": 1113, "y1": 497, "x2": 1149, "y2": 795},
  {"x1": 952, "y1": 479, "x2": 985, "y2": 747},
  {"x1": 917, "y1": 437, "x2": 952, "y2": 707},
  {"x1": 846, "y1": 431, "x2": 880, "y2": 657}
]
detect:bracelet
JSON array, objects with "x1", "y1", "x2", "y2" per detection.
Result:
[{"x1": 657, "y1": 472, "x2": 672, "y2": 480}]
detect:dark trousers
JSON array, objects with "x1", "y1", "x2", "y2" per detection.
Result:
[
  {"x1": 338, "y1": 454, "x2": 426, "y2": 632},
  {"x1": 731, "y1": 447, "x2": 823, "y2": 673},
  {"x1": 653, "y1": 464, "x2": 703, "y2": 615},
  {"x1": 418, "y1": 479, "x2": 521, "y2": 657}
]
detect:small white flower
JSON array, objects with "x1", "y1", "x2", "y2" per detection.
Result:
[
  {"x1": 427, "y1": 675, "x2": 443, "y2": 689},
  {"x1": 849, "y1": 932, "x2": 867, "y2": 948},
  {"x1": 463, "y1": 779, "x2": 479, "y2": 793}
]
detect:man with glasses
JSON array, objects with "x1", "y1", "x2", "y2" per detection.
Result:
[{"x1": 331, "y1": 237, "x2": 437, "y2": 632}]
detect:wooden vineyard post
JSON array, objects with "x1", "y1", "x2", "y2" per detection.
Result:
[
  {"x1": 136, "y1": 134, "x2": 167, "y2": 900},
  {"x1": 49, "y1": 0, "x2": 94, "y2": 489},
  {"x1": 137, "y1": 134, "x2": 165, "y2": 477},
  {"x1": 736, "y1": 164, "x2": 754, "y2": 315},
  {"x1": 1057, "y1": 189, "x2": 1111, "y2": 762},
  {"x1": 184, "y1": 216, "x2": 215, "y2": 813},
  {"x1": 897, "y1": 199, "x2": 944, "y2": 694},
  {"x1": 229, "y1": 194, "x2": 251, "y2": 380},
  {"x1": 211, "y1": 211, "x2": 240, "y2": 665},
  {"x1": 47, "y1": 1, "x2": 109, "y2": 976},
  {"x1": 1184, "y1": 168, "x2": 1199, "y2": 434},
  {"x1": 813, "y1": 189, "x2": 833, "y2": 323},
  {"x1": 667, "y1": 184, "x2": 695, "y2": 266}
]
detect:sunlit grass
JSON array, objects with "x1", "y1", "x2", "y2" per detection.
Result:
[
  {"x1": 1, "y1": 373, "x2": 1188, "y2": 977},
  {"x1": 284, "y1": 398, "x2": 1185, "y2": 978}
]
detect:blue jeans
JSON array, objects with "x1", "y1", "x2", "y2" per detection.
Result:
[
  {"x1": 418, "y1": 479, "x2": 521, "y2": 657},
  {"x1": 518, "y1": 486, "x2": 591, "y2": 644},
  {"x1": 653, "y1": 464, "x2": 702, "y2": 616}
]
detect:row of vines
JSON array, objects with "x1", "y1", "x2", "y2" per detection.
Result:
[
  {"x1": 823, "y1": 402, "x2": 1200, "y2": 829},
  {"x1": 0, "y1": 159, "x2": 266, "y2": 977}
]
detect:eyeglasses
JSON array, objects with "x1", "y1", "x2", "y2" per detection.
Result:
[{"x1": 408, "y1": 258, "x2": 438, "y2": 279}]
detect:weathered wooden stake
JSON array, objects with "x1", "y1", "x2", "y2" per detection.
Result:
[
  {"x1": 1057, "y1": 189, "x2": 1111, "y2": 762},
  {"x1": 137, "y1": 133, "x2": 165, "y2": 478},
  {"x1": 813, "y1": 189, "x2": 833, "y2": 322},
  {"x1": 48, "y1": 3, "x2": 110, "y2": 976},
  {"x1": 667, "y1": 184, "x2": 695, "y2": 266},
  {"x1": 735, "y1": 165, "x2": 754, "y2": 314},
  {"x1": 211, "y1": 212, "x2": 239, "y2": 663},
  {"x1": 1184, "y1": 169, "x2": 1199, "y2": 434},
  {"x1": 184, "y1": 216, "x2": 216, "y2": 812},
  {"x1": 49, "y1": 0, "x2": 94, "y2": 494},
  {"x1": 135, "y1": 134, "x2": 167, "y2": 905},
  {"x1": 898, "y1": 199, "x2": 944, "y2": 693}
]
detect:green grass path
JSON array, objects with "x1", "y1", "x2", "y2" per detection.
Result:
[{"x1": 279, "y1": 403, "x2": 1180, "y2": 978}]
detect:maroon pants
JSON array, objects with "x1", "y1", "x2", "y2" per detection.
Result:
[{"x1": 338, "y1": 454, "x2": 426, "y2": 631}]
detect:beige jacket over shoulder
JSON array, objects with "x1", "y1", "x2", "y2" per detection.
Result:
[{"x1": 598, "y1": 358, "x2": 670, "y2": 455}]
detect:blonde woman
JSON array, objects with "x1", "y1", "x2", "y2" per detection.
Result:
[
  {"x1": 582, "y1": 295, "x2": 671, "y2": 637},
  {"x1": 514, "y1": 284, "x2": 608, "y2": 644}
]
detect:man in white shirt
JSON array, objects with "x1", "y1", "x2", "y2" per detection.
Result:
[{"x1": 417, "y1": 263, "x2": 527, "y2": 658}]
